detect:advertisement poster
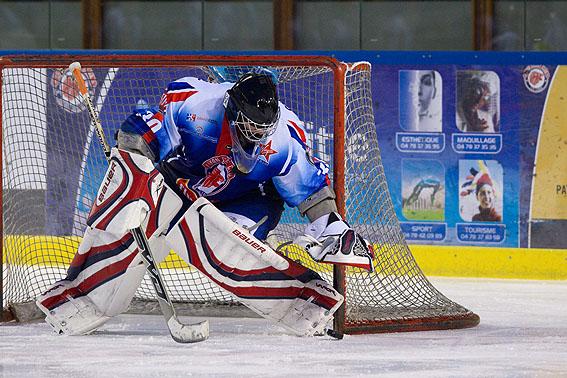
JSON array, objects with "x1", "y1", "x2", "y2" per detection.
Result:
[
  {"x1": 365, "y1": 59, "x2": 565, "y2": 249},
  {"x1": 12, "y1": 52, "x2": 564, "y2": 250}
]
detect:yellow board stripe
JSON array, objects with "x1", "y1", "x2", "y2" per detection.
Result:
[
  {"x1": 1, "y1": 236, "x2": 190, "y2": 269},
  {"x1": 410, "y1": 245, "x2": 567, "y2": 280},
  {"x1": 2, "y1": 236, "x2": 566, "y2": 279}
]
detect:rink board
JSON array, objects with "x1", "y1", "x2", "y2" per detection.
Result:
[{"x1": 2, "y1": 235, "x2": 566, "y2": 280}]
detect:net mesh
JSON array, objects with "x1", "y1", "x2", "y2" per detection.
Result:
[{"x1": 1, "y1": 56, "x2": 477, "y2": 332}]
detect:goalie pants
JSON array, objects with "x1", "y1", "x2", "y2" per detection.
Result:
[{"x1": 157, "y1": 158, "x2": 286, "y2": 241}]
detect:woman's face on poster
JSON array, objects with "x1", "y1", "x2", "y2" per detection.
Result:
[
  {"x1": 477, "y1": 184, "x2": 495, "y2": 209},
  {"x1": 418, "y1": 72, "x2": 435, "y2": 112}
]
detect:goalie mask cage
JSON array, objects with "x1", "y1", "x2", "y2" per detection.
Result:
[{"x1": 0, "y1": 54, "x2": 479, "y2": 334}]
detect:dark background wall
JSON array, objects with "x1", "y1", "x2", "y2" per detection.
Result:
[{"x1": 1, "y1": 1, "x2": 566, "y2": 52}]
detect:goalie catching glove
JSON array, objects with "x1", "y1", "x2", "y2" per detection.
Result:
[{"x1": 295, "y1": 212, "x2": 375, "y2": 272}]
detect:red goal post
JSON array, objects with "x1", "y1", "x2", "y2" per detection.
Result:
[{"x1": 0, "y1": 53, "x2": 479, "y2": 334}]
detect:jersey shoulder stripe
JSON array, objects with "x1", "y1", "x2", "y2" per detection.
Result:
[
  {"x1": 287, "y1": 122, "x2": 308, "y2": 150},
  {"x1": 167, "y1": 90, "x2": 198, "y2": 104},
  {"x1": 287, "y1": 120, "x2": 307, "y2": 143},
  {"x1": 167, "y1": 81, "x2": 195, "y2": 91},
  {"x1": 161, "y1": 79, "x2": 199, "y2": 108}
]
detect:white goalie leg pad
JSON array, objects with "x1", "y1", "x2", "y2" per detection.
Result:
[
  {"x1": 246, "y1": 279, "x2": 343, "y2": 336},
  {"x1": 36, "y1": 148, "x2": 185, "y2": 336},
  {"x1": 86, "y1": 147, "x2": 162, "y2": 235},
  {"x1": 165, "y1": 197, "x2": 344, "y2": 336},
  {"x1": 36, "y1": 236, "x2": 175, "y2": 336},
  {"x1": 39, "y1": 283, "x2": 110, "y2": 336},
  {"x1": 36, "y1": 227, "x2": 149, "y2": 335}
]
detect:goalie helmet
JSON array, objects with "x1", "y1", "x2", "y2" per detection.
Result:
[{"x1": 225, "y1": 72, "x2": 280, "y2": 173}]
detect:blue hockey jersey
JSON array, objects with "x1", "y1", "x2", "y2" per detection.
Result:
[{"x1": 141, "y1": 77, "x2": 330, "y2": 208}]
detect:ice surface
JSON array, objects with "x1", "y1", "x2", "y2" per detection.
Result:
[{"x1": 1, "y1": 278, "x2": 567, "y2": 377}]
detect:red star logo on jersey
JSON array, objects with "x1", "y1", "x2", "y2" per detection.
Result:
[{"x1": 259, "y1": 140, "x2": 278, "y2": 163}]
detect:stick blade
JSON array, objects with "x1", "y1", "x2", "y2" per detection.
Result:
[
  {"x1": 326, "y1": 328, "x2": 344, "y2": 340},
  {"x1": 168, "y1": 318, "x2": 209, "y2": 343}
]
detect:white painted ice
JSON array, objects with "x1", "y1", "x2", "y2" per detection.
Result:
[{"x1": 1, "y1": 278, "x2": 566, "y2": 377}]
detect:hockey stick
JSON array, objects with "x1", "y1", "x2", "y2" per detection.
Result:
[{"x1": 69, "y1": 62, "x2": 209, "y2": 343}]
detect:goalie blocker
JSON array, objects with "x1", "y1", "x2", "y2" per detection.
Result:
[{"x1": 36, "y1": 148, "x2": 343, "y2": 337}]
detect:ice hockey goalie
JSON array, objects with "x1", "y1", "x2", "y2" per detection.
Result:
[{"x1": 36, "y1": 71, "x2": 374, "y2": 337}]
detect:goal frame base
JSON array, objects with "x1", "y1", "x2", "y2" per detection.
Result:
[{"x1": 343, "y1": 313, "x2": 480, "y2": 335}]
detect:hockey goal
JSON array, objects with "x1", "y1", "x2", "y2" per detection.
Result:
[{"x1": 0, "y1": 54, "x2": 479, "y2": 334}]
